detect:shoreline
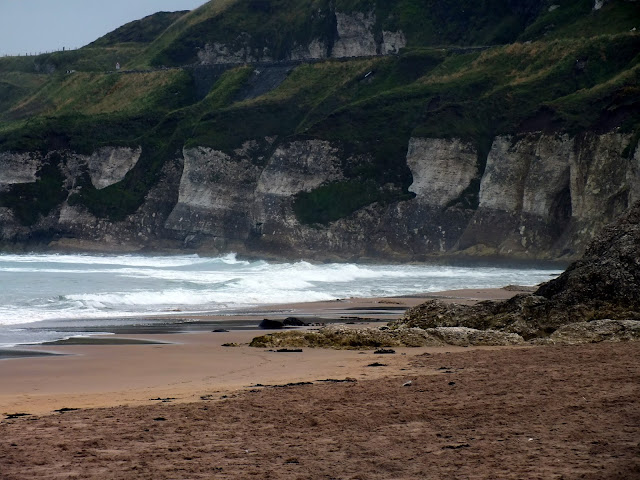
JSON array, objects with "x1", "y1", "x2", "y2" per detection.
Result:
[
  {"x1": 0, "y1": 287, "x2": 526, "y2": 415},
  {"x1": 0, "y1": 286, "x2": 529, "y2": 355}
]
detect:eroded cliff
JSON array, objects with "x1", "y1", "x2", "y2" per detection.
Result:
[
  {"x1": 1, "y1": 130, "x2": 637, "y2": 261},
  {"x1": 196, "y1": 9, "x2": 406, "y2": 65}
]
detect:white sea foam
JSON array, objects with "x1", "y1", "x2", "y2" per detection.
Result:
[
  {"x1": 0, "y1": 252, "x2": 245, "y2": 268},
  {"x1": 0, "y1": 252, "x2": 561, "y2": 331}
]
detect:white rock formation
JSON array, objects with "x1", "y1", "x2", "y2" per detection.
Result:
[
  {"x1": 382, "y1": 30, "x2": 406, "y2": 54},
  {"x1": 0, "y1": 152, "x2": 41, "y2": 185},
  {"x1": 87, "y1": 147, "x2": 141, "y2": 190},
  {"x1": 332, "y1": 11, "x2": 377, "y2": 57},
  {"x1": 570, "y1": 132, "x2": 639, "y2": 221},
  {"x1": 256, "y1": 140, "x2": 343, "y2": 195},
  {"x1": 479, "y1": 132, "x2": 639, "y2": 224},
  {"x1": 406, "y1": 138, "x2": 478, "y2": 207},
  {"x1": 480, "y1": 134, "x2": 571, "y2": 215},
  {"x1": 165, "y1": 146, "x2": 261, "y2": 235}
]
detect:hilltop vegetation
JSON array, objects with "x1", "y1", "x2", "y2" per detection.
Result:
[
  {"x1": 88, "y1": 11, "x2": 189, "y2": 48},
  {"x1": 0, "y1": 0, "x2": 638, "y2": 225}
]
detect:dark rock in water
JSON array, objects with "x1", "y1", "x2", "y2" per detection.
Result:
[
  {"x1": 259, "y1": 317, "x2": 307, "y2": 329},
  {"x1": 259, "y1": 318, "x2": 284, "y2": 329},
  {"x1": 283, "y1": 317, "x2": 307, "y2": 326},
  {"x1": 394, "y1": 201, "x2": 640, "y2": 341},
  {"x1": 212, "y1": 328, "x2": 229, "y2": 333}
]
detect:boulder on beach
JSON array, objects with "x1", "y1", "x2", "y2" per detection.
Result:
[
  {"x1": 259, "y1": 317, "x2": 308, "y2": 329},
  {"x1": 249, "y1": 324, "x2": 524, "y2": 349},
  {"x1": 259, "y1": 319, "x2": 285, "y2": 329},
  {"x1": 283, "y1": 317, "x2": 307, "y2": 326},
  {"x1": 425, "y1": 327, "x2": 525, "y2": 346},
  {"x1": 546, "y1": 319, "x2": 640, "y2": 345}
]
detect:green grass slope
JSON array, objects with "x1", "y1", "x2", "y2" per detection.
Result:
[
  {"x1": 88, "y1": 11, "x2": 189, "y2": 48},
  {"x1": 0, "y1": 0, "x2": 638, "y2": 226},
  {"x1": 144, "y1": 0, "x2": 543, "y2": 67}
]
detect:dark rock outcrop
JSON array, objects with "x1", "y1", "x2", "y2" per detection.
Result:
[
  {"x1": 393, "y1": 201, "x2": 640, "y2": 340},
  {"x1": 283, "y1": 317, "x2": 307, "y2": 326},
  {"x1": 258, "y1": 319, "x2": 285, "y2": 329},
  {"x1": 258, "y1": 317, "x2": 308, "y2": 329},
  {"x1": 534, "y1": 201, "x2": 640, "y2": 314}
]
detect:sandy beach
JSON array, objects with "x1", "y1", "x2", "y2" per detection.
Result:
[
  {"x1": 1, "y1": 287, "x2": 638, "y2": 479},
  {"x1": 0, "y1": 288, "x2": 519, "y2": 415}
]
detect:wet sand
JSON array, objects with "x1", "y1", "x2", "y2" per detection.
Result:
[{"x1": 0, "y1": 288, "x2": 518, "y2": 415}]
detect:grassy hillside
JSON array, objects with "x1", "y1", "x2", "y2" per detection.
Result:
[
  {"x1": 7, "y1": 69, "x2": 194, "y2": 119},
  {"x1": 145, "y1": 0, "x2": 543, "y2": 67},
  {"x1": 88, "y1": 11, "x2": 189, "y2": 48},
  {"x1": 0, "y1": 0, "x2": 638, "y2": 225}
]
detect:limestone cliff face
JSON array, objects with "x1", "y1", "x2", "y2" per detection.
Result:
[
  {"x1": 458, "y1": 132, "x2": 639, "y2": 258},
  {"x1": 197, "y1": 9, "x2": 405, "y2": 64},
  {"x1": 0, "y1": 147, "x2": 141, "y2": 191},
  {"x1": 87, "y1": 147, "x2": 141, "y2": 189},
  {"x1": 255, "y1": 140, "x2": 343, "y2": 196},
  {"x1": 381, "y1": 31, "x2": 406, "y2": 54},
  {"x1": 0, "y1": 147, "x2": 180, "y2": 252},
  {"x1": 0, "y1": 132, "x2": 637, "y2": 261},
  {"x1": 252, "y1": 141, "x2": 343, "y2": 238},
  {"x1": 407, "y1": 138, "x2": 478, "y2": 207},
  {"x1": 332, "y1": 11, "x2": 378, "y2": 57},
  {"x1": 197, "y1": 40, "x2": 275, "y2": 65},
  {"x1": 165, "y1": 146, "x2": 261, "y2": 244},
  {"x1": 570, "y1": 133, "x2": 639, "y2": 223},
  {"x1": 162, "y1": 140, "x2": 346, "y2": 254},
  {"x1": 478, "y1": 134, "x2": 571, "y2": 214},
  {"x1": 0, "y1": 152, "x2": 41, "y2": 185},
  {"x1": 51, "y1": 154, "x2": 182, "y2": 252}
]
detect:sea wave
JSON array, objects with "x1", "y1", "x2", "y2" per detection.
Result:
[{"x1": 0, "y1": 252, "x2": 560, "y2": 326}]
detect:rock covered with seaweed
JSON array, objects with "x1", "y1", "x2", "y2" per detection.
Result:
[{"x1": 249, "y1": 324, "x2": 525, "y2": 349}]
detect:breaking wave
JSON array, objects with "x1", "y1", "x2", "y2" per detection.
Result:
[{"x1": 0, "y1": 252, "x2": 561, "y2": 327}]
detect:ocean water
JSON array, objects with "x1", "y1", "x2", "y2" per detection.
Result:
[{"x1": 0, "y1": 252, "x2": 562, "y2": 347}]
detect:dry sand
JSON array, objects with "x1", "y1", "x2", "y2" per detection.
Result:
[{"x1": 1, "y1": 287, "x2": 638, "y2": 479}]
